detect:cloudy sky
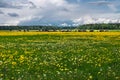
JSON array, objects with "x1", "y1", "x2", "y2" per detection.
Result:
[{"x1": 0, "y1": 0, "x2": 120, "y2": 26}]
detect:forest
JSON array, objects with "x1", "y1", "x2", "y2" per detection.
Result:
[
  {"x1": 0, "y1": 23, "x2": 120, "y2": 31},
  {"x1": 77, "y1": 23, "x2": 120, "y2": 30}
]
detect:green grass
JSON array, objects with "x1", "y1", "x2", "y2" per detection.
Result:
[{"x1": 0, "y1": 32, "x2": 120, "y2": 80}]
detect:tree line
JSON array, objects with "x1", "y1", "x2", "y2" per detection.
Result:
[
  {"x1": 0, "y1": 23, "x2": 120, "y2": 31},
  {"x1": 77, "y1": 23, "x2": 120, "y2": 30},
  {"x1": 0, "y1": 25, "x2": 76, "y2": 31}
]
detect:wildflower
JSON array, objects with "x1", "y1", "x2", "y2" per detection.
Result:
[
  {"x1": 19, "y1": 55, "x2": 25, "y2": 61},
  {"x1": 9, "y1": 55, "x2": 13, "y2": 59},
  {"x1": 19, "y1": 55, "x2": 25, "y2": 63},
  {"x1": 12, "y1": 62, "x2": 17, "y2": 65}
]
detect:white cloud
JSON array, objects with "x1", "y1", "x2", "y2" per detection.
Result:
[
  {"x1": 60, "y1": 23, "x2": 68, "y2": 26},
  {"x1": 0, "y1": 0, "x2": 120, "y2": 26},
  {"x1": 73, "y1": 14, "x2": 120, "y2": 25},
  {"x1": 0, "y1": 0, "x2": 76, "y2": 25}
]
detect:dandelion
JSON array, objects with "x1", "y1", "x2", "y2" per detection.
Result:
[
  {"x1": 19, "y1": 55, "x2": 25, "y2": 60},
  {"x1": 0, "y1": 31, "x2": 119, "y2": 79},
  {"x1": 19, "y1": 55, "x2": 25, "y2": 63},
  {"x1": 9, "y1": 55, "x2": 13, "y2": 59},
  {"x1": 12, "y1": 62, "x2": 17, "y2": 65}
]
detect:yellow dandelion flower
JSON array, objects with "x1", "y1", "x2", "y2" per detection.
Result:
[
  {"x1": 9, "y1": 55, "x2": 13, "y2": 59},
  {"x1": 12, "y1": 62, "x2": 17, "y2": 65},
  {"x1": 19, "y1": 55, "x2": 25, "y2": 60}
]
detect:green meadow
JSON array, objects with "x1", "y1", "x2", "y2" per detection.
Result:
[{"x1": 0, "y1": 32, "x2": 120, "y2": 80}]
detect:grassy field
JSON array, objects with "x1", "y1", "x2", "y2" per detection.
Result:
[{"x1": 0, "y1": 32, "x2": 120, "y2": 80}]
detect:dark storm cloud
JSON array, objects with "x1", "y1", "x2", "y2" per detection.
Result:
[{"x1": 8, "y1": 13, "x2": 19, "y2": 17}]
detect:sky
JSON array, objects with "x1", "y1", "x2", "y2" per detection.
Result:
[{"x1": 0, "y1": 0, "x2": 120, "y2": 26}]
